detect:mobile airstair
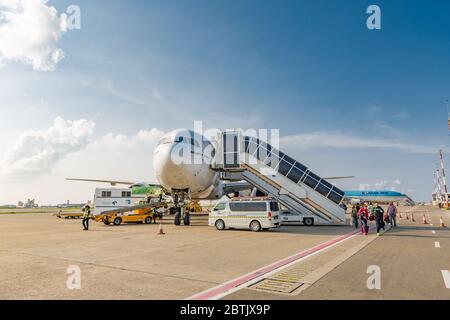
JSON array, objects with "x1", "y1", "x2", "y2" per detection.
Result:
[{"x1": 212, "y1": 131, "x2": 347, "y2": 225}]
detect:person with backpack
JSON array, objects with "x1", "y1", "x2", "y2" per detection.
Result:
[
  {"x1": 358, "y1": 203, "x2": 370, "y2": 235},
  {"x1": 374, "y1": 203, "x2": 385, "y2": 235},
  {"x1": 387, "y1": 203, "x2": 397, "y2": 228},
  {"x1": 351, "y1": 204, "x2": 360, "y2": 229}
]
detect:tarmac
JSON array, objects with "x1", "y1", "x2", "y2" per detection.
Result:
[{"x1": 0, "y1": 206, "x2": 448, "y2": 300}]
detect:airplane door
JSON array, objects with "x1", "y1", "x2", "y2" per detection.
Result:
[{"x1": 223, "y1": 132, "x2": 241, "y2": 169}]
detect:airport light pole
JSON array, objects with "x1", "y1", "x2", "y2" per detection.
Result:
[{"x1": 439, "y1": 149, "x2": 449, "y2": 208}]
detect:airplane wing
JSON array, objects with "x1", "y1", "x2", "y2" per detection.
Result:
[
  {"x1": 222, "y1": 181, "x2": 253, "y2": 194},
  {"x1": 323, "y1": 176, "x2": 355, "y2": 180},
  {"x1": 66, "y1": 178, "x2": 160, "y2": 187}
]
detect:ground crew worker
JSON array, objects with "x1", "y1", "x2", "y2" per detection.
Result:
[
  {"x1": 82, "y1": 206, "x2": 90, "y2": 231},
  {"x1": 351, "y1": 205, "x2": 360, "y2": 229},
  {"x1": 374, "y1": 203, "x2": 385, "y2": 235}
]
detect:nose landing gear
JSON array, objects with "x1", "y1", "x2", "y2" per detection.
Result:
[
  {"x1": 172, "y1": 191, "x2": 191, "y2": 226},
  {"x1": 173, "y1": 207, "x2": 191, "y2": 226}
]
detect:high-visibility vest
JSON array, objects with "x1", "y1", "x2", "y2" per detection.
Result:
[{"x1": 83, "y1": 210, "x2": 90, "y2": 219}]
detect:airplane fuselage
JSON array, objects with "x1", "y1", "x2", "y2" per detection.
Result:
[
  {"x1": 344, "y1": 190, "x2": 409, "y2": 204},
  {"x1": 153, "y1": 129, "x2": 220, "y2": 199}
]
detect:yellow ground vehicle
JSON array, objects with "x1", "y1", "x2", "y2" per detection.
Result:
[
  {"x1": 95, "y1": 209, "x2": 153, "y2": 226},
  {"x1": 185, "y1": 201, "x2": 202, "y2": 213},
  {"x1": 94, "y1": 202, "x2": 166, "y2": 226},
  {"x1": 54, "y1": 211, "x2": 83, "y2": 219}
]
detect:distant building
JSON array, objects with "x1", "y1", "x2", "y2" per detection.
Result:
[{"x1": 17, "y1": 199, "x2": 38, "y2": 208}]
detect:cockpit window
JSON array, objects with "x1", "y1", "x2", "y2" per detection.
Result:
[
  {"x1": 175, "y1": 136, "x2": 200, "y2": 147},
  {"x1": 157, "y1": 135, "x2": 202, "y2": 148},
  {"x1": 157, "y1": 136, "x2": 173, "y2": 146}
]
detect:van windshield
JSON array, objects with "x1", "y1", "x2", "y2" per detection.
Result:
[{"x1": 214, "y1": 203, "x2": 226, "y2": 211}]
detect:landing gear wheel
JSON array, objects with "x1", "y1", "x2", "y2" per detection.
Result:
[
  {"x1": 174, "y1": 209, "x2": 181, "y2": 226},
  {"x1": 144, "y1": 216, "x2": 152, "y2": 224},
  {"x1": 113, "y1": 217, "x2": 122, "y2": 226},
  {"x1": 250, "y1": 220, "x2": 262, "y2": 232},
  {"x1": 215, "y1": 219, "x2": 225, "y2": 230},
  {"x1": 183, "y1": 212, "x2": 190, "y2": 226},
  {"x1": 303, "y1": 218, "x2": 314, "y2": 226},
  {"x1": 103, "y1": 218, "x2": 111, "y2": 225}
]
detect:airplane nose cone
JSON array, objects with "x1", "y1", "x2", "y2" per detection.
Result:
[{"x1": 154, "y1": 144, "x2": 190, "y2": 190}]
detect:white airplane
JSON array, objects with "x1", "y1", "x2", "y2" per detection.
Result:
[
  {"x1": 68, "y1": 129, "x2": 353, "y2": 225},
  {"x1": 153, "y1": 129, "x2": 253, "y2": 200}
]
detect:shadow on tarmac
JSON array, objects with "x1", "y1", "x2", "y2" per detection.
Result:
[{"x1": 271, "y1": 225, "x2": 354, "y2": 236}]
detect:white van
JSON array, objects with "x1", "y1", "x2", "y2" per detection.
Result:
[{"x1": 209, "y1": 198, "x2": 281, "y2": 232}]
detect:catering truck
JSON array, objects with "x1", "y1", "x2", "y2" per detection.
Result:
[{"x1": 92, "y1": 188, "x2": 147, "y2": 216}]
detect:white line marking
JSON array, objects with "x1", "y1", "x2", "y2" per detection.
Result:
[
  {"x1": 442, "y1": 270, "x2": 450, "y2": 289},
  {"x1": 430, "y1": 224, "x2": 433, "y2": 226},
  {"x1": 186, "y1": 228, "x2": 366, "y2": 300},
  {"x1": 435, "y1": 241, "x2": 441, "y2": 248},
  {"x1": 432, "y1": 230, "x2": 436, "y2": 234}
]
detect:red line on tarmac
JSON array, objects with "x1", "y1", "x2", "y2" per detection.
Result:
[{"x1": 188, "y1": 228, "x2": 361, "y2": 300}]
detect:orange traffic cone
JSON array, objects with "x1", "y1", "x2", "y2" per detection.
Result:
[
  {"x1": 440, "y1": 216, "x2": 447, "y2": 228},
  {"x1": 406, "y1": 214, "x2": 410, "y2": 220},
  {"x1": 157, "y1": 219, "x2": 165, "y2": 235},
  {"x1": 399, "y1": 212, "x2": 403, "y2": 219},
  {"x1": 411, "y1": 214, "x2": 416, "y2": 222},
  {"x1": 422, "y1": 214, "x2": 428, "y2": 224}
]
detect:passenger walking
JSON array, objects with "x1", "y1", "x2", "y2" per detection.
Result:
[
  {"x1": 351, "y1": 205, "x2": 360, "y2": 229},
  {"x1": 358, "y1": 203, "x2": 370, "y2": 235},
  {"x1": 368, "y1": 202, "x2": 376, "y2": 218},
  {"x1": 82, "y1": 206, "x2": 90, "y2": 231},
  {"x1": 374, "y1": 203, "x2": 385, "y2": 235},
  {"x1": 387, "y1": 203, "x2": 397, "y2": 228}
]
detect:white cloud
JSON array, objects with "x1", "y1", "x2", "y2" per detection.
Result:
[
  {"x1": 98, "y1": 128, "x2": 165, "y2": 148},
  {"x1": 280, "y1": 131, "x2": 437, "y2": 154},
  {"x1": 359, "y1": 184, "x2": 372, "y2": 191},
  {"x1": 1, "y1": 117, "x2": 95, "y2": 177},
  {"x1": 0, "y1": 0, "x2": 68, "y2": 71},
  {"x1": 374, "y1": 180, "x2": 389, "y2": 189},
  {"x1": 359, "y1": 179, "x2": 400, "y2": 191}
]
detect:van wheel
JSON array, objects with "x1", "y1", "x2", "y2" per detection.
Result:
[
  {"x1": 303, "y1": 218, "x2": 314, "y2": 226},
  {"x1": 250, "y1": 220, "x2": 262, "y2": 232},
  {"x1": 113, "y1": 217, "x2": 122, "y2": 226},
  {"x1": 215, "y1": 219, "x2": 225, "y2": 230},
  {"x1": 144, "y1": 216, "x2": 152, "y2": 224}
]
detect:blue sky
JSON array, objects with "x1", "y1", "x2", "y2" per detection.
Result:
[{"x1": 1, "y1": 0, "x2": 450, "y2": 204}]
